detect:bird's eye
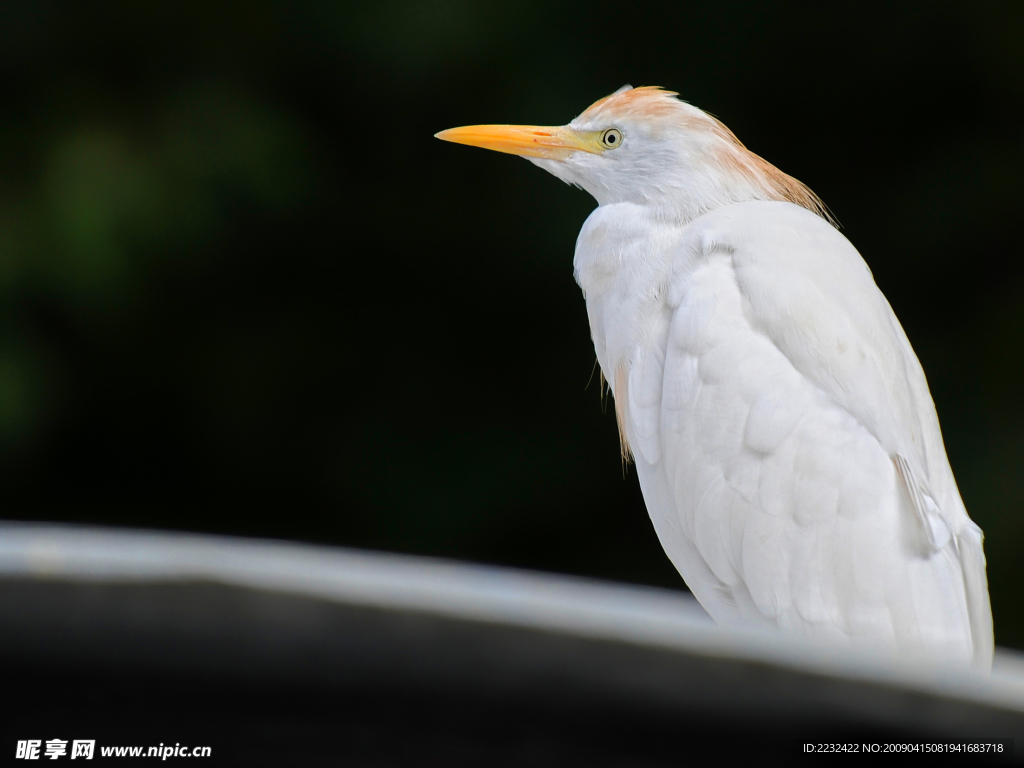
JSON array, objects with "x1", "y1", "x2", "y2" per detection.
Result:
[{"x1": 601, "y1": 128, "x2": 623, "y2": 149}]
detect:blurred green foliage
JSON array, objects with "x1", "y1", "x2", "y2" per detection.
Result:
[{"x1": 1, "y1": 1, "x2": 1023, "y2": 645}]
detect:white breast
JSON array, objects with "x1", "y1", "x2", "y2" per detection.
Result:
[{"x1": 574, "y1": 200, "x2": 993, "y2": 668}]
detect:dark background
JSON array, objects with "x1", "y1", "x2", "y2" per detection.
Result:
[{"x1": 1, "y1": 2, "x2": 1021, "y2": 645}]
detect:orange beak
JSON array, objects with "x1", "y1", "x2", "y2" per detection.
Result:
[{"x1": 434, "y1": 124, "x2": 600, "y2": 161}]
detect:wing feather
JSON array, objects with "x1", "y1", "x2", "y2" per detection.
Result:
[{"x1": 622, "y1": 201, "x2": 991, "y2": 666}]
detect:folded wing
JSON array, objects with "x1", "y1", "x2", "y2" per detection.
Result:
[{"x1": 623, "y1": 201, "x2": 992, "y2": 667}]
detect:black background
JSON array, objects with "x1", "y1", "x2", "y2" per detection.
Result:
[{"x1": 1, "y1": 1, "x2": 1022, "y2": 646}]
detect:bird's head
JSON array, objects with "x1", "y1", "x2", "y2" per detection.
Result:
[{"x1": 436, "y1": 85, "x2": 828, "y2": 224}]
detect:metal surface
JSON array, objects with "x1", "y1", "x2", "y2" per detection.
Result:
[{"x1": 1, "y1": 522, "x2": 1021, "y2": 764}]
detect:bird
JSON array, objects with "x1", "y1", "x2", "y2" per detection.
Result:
[{"x1": 435, "y1": 85, "x2": 994, "y2": 669}]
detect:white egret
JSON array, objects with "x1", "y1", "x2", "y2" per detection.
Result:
[{"x1": 436, "y1": 86, "x2": 993, "y2": 669}]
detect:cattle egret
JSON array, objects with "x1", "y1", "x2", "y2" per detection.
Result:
[{"x1": 436, "y1": 86, "x2": 994, "y2": 669}]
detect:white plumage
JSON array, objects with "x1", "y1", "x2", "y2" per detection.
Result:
[{"x1": 436, "y1": 86, "x2": 993, "y2": 668}]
